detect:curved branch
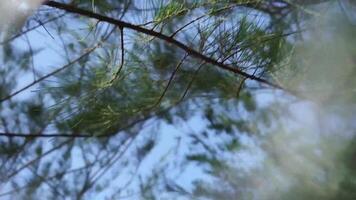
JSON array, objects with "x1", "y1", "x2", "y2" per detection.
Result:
[{"x1": 109, "y1": 27, "x2": 125, "y2": 84}]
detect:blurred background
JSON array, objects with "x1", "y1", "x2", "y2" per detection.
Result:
[{"x1": 0, "y1": 0, "x2": 355, "y2": 199}]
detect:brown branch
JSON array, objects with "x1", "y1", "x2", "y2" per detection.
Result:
[{"x1": 43, "y1": 1, "x2": 288, "y2": 92}]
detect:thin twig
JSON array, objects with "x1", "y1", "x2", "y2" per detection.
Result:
[
  {"x1": 152, "y1": 54, "x2": 189, "y2": 108},
  {"x1": 236, "y1": 77, "x2": 247, "y2": 99},
  {"x1": 5, "y1": 139, "x2": 70, "y2": 180},
  {"x1": 0, "y1": 46, "x2": 98, "y2": 103},
  {"x1": 0, "y1": 13, "x2": 65, "y2": 45},
  {"x1": 178, "y1": 61, "x2": 205, "y2": 103},
  {"x1": 170, "y1": 15, "x2": 205, "y2": 38},
  {"x1": 33, "y1": 16, "x2": 55, "y2": 39}
]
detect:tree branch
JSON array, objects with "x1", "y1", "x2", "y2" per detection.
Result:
[{"x1": 43, "y1": 1, "x2": 288, "y2": 92}]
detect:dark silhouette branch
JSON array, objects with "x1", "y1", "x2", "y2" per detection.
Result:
[{"x1": 109, "y1": 27, "x2": 125, "y2": 84}]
